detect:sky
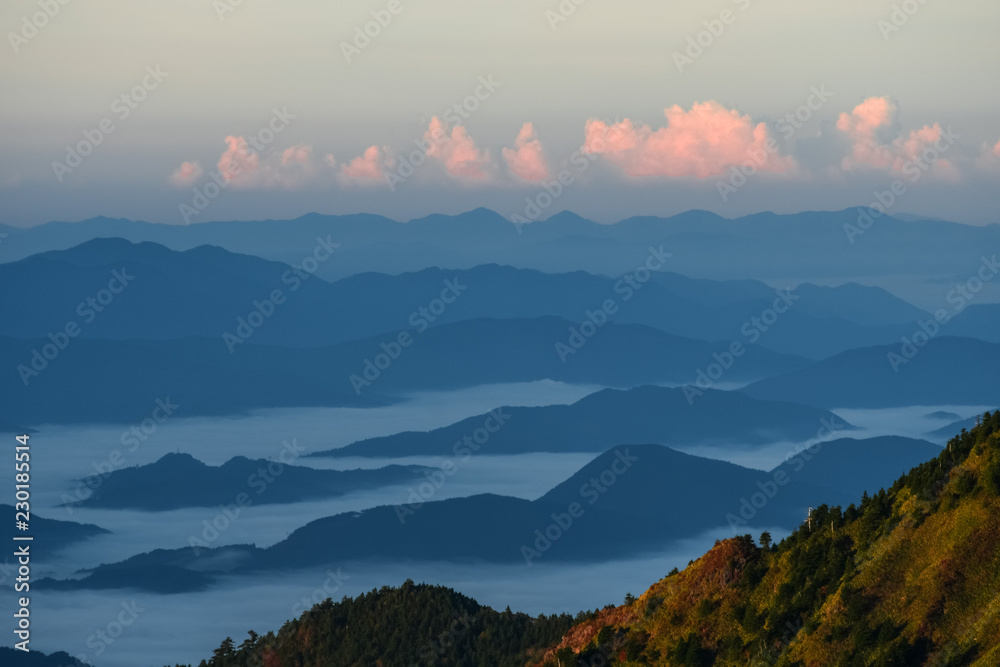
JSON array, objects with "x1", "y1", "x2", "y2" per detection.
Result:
[{"x1": 1, "y1": 0, "x2": 999, "y2": 226}]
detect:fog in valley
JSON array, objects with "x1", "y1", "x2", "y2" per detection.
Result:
[{"x1": 1, "y1": 380, "x2": 981, "y2": 666}]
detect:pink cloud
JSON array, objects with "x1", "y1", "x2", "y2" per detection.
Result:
[
  {"x1": 836, "y1": 97, "x2": 896, "y2": 138},
  {"x1": 213, "y1": 136, "x2": 320, "y2": 189},
  {"x1": 836, "y1": 97, "x2": 956, "y2": 175},
  {"x1": 281, "y1": 144, "x2": 312, "y2": 166},
  {"x1": 895, "y1": 124, "x2": 946, "y2": 166},
  {"x1": 340, "y1": 146, "x2": 384, "y2": 182},
  {"x1": 424, "y1": 117, "x2": 491, "y2": 179},
  {"x1": 170, "y1": 161, "x2": 203, "y2": 186},
  {"x1": 323, "y1": 153, "x2": 337, "y2": 168},
  {"x1": 836, "y1": 97, "x2": 898, "y2": 169},
  {"x1": 582, "y1": 102, "x2": 795, "y2": 178},
  {"x1": 502, "y1": 123, "x2": 549, "y2": 182},
  {"x1": 975, "y1": 138, "x2": 1000, "y2": 171},
  {"x1": 217, "y1": 136, "x2": 261, "y2": 187}
]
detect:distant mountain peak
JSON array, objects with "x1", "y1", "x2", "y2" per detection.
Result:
[
  {"x1": 409, "y1": 208, "x2": 510, "y2": 226},
  {"x1": 153, "y1": 452, "x2": 203, "y2": 467},
  {"x1": 541, "y1": 210, "x2": 593, "y2": 225}
]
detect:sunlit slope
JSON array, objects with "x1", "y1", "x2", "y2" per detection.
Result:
[{"x1": 538, "y1": 413, "x2": 1000, "y2": 666}]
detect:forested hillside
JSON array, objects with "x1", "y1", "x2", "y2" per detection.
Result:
[
  {"x1": 179, "y1": 414, "x2": 1000, "y2": 666},
  {"x1": 537, "y1": 412, "x2": 1000, "y2": 666},
  {"x1": 175, "y1": 581, "x2": 573, "y2": 667}
]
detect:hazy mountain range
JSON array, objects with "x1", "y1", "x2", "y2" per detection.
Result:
[
  {"x1": 38, "y1": 435, "x2": 941, "y2": 594},
  {"x1": 68, "y1": 453, "x2": 432, "y2": 511},
  {"x1": 0, "y1": 319, "x2": 807, "y2": 425},
  {"x1": 311, "y1": 385, "x2": 851, "y2": 458},
  {"x1": 3, "y1": 235, "x2": 996, "y2": 427},
  {"x1": 2, "y1": 210, "x2": 998, "y2": 299},
  {"x1": 744, "y1": 337, "x2": 1000, "y2": 408},
  {"x1": 0, "y1": 237, "x2": 932, "y2": 359},
  {"x1": 2, "y1": 504, "x2": 109, "y2": 554},
  {"x1": 189, "y1": 416, "x2": 1000, "y2": 667},
  {"x1": 4, "y1": 209, "x2": 996, "y2": 665}
]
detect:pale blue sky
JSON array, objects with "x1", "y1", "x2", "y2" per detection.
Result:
[{"x1": 1, "y1": 0, "x2": 998, "y2": 225}]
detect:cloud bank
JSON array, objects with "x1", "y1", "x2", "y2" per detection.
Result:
[
  {"x1": 170, "y1": 161, "x2": 203, "y2": 187},
  {"x1": 340, "y1": 146, "x2": 385, "y2": 182},
  {"x1": 171, "y1": 99, "x2": 992, "y2": 194},
  {"x1": 582, "y1": 102, "x2": 796, "y2": 178},
  {"x1": 836, "y1": 97, "x2": 956, "y2": 177},
  {"x1": 424, "y1": 117, "x2": 491, "y2": 179},
  {"x1": 502, "y1": 123, "x2": 549, "y2": 182}
]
